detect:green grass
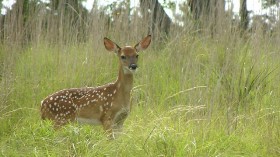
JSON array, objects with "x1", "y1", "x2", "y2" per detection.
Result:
[{"x1": 0, "y1": 35, "x2": 279, "y2": 156}]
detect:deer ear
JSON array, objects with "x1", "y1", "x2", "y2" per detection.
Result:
[
  {"x1": 134, "y1": 35, "x2": 151, "y2": 52},
  {"x1": 104, "y1": 37, "x2": 121, "y2": 53}
]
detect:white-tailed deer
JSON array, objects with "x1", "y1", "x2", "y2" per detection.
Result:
[{"x1": 41, "y1": 35, "x2": 151, "y2": 138}]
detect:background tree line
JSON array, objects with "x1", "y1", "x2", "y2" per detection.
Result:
[{"x1": 0, "y1": 0, "x2": 279, "y2": 46}]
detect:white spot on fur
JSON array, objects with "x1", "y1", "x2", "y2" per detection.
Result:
[{"x1": 99, "y1": 106, "x2": 103, "y2": 112}]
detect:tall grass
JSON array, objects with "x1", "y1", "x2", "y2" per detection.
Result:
[{"x1": 0, "y1": 1, "x2": 280, "y2": 156}]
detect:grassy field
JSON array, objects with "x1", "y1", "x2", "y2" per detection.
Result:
[{"x1": 0, "y1": 33, "x2": 279, "y2": 156}]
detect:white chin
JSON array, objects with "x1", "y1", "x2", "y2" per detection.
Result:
[{"x1": 123, "y1": 67, "x2": 136, "y2": 74}]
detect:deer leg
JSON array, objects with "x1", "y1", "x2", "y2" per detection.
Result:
[
  {"x1": 112, "y1": 111, "x2": 129, "y2": 137},
  {"x1": 101, "y1": 116, "x2": 115, "y2": 139}
]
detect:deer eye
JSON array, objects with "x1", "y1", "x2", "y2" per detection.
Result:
[{"x1": 121, "y1": 55, "x2": 126, "y2": 60}]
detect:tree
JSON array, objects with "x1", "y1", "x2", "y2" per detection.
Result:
[
  {"x1": 261, "y1": 0, "x2": 279, "y2": 22},
  {"x1": 262, "y1": 0, "x2": 280, "y2": 8},
  {"x1": 139, "y1": 0, "x2": 171, "y2": 41},
  {"x1": 188, "y1": 0, "x2": 210, "y2": 20},
  {"x1": 249, "y1": 0, "x2": 279, "y2": 34},
  {"x1": 0, "y1": 0, "x2": 4, "y2": 42},
  {"x1": 0, "y1": 0, "x2": 90, "y2": 44},
  {"x1": 48, "y1": 0, "x2": 89, "y2": 42},
  {"x1": 239, "y1": 0, "x2": 249, "y2": 32},
  {"x1": 187, "y1": 0, "x2": 225, "y2": 37}
]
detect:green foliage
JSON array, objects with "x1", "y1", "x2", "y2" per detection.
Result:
[
  {"x1": 262, "y1": 0, "x2": 280, "y2": 8},
  {"x1": 0, "y1": 35, "x2": 279, "y2": 156}
]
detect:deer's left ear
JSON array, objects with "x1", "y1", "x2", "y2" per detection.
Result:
[{"x1": 134, "y1": 35, "x2": 151, "y2": 52}]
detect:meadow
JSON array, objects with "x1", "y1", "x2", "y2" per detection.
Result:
[
  {"x1": 0, "y1": 31, "x2": 279, "y2": 156},
  {"x1": 0, "y1": 2, "x2": 280, "y2": 156}
]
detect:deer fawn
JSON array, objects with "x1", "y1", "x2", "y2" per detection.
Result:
[{"x1": 40, "y1": 35, "x2": 151, "y2": 138}]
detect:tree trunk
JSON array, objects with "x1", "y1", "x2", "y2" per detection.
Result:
[
  {"x1": 140, "y1": 0, "x2": 171, "y2": 42},
  {"x1": 0, "y1": 0, "x2": 4, "y2": 42},
  {"x1": 49, "y1": 0, "x2": 88, "y2": 43},
  {"x1": 188, "y1": 0, "x2": 226, "y2": 37},
  {"x1": 240, "y1": 0, "x2": 249, "y2": 32},
  {"x1": 188, "y1": 0, "x2": 210, "y2": 20}
]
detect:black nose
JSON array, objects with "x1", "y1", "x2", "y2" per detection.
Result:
[{"x1": 129, "y1": 64, "x2": 137, "y2": 70}]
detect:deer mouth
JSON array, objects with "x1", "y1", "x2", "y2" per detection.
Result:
[{"x1": 123, "y1": 66, "x2": 137, "y2": 74}]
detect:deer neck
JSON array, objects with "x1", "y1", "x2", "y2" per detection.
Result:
[{"x1": 116, "y1": 64, "x2": 134, "y2": 94}]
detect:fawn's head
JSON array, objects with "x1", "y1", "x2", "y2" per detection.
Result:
[{"x1": 104, "y1": 35, "x2": 151, "y2": 74}]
